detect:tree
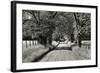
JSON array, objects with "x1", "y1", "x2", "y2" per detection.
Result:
[
  {"x1": 22, "y1": 10, "x2": 91, "y2": 47},
  {"x1": 73, "y1": 12, "x2": 91, "y2": 46},
  {"x1": 22, "y1": 10, "x2": 58, "y2": 46}
]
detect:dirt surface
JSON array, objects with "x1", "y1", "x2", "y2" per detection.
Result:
[{"x1": 39, "y1": 45, "x2": 91, "y2": 62}]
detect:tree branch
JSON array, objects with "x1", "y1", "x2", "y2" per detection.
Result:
[{"x1": 49, "y1": 12, "x2": 57, "y2": 19}]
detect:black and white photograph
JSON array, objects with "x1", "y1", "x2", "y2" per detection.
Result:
[
  {"x1": 22, "y1": 10, "x2": 91, "y2": 63},
  {"x1": 11, "y1": 1, "x2": 97, "y2": 72}
]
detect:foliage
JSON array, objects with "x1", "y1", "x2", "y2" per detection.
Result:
[
  {"x1": 22, "y1": 10, "x2": 91, "y2": 41},
  {"x1": 73, "y1": 13, "x2": 91, "y2": 40}
]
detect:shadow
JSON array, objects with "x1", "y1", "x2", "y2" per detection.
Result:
[
  {"x1": 7, "y1": 69, "x2": 10, "y2": 71},
  {"x1": 31, "y1": 43, "x2": 73, "y2": 62},
  {"x1": 8, "y1": 69, "x2": 18, "y2": 73},
  {"x1": 55, "y1": 47, "x2": 72, "y2": 51},
  {"x1": 32, "y1": 49, "x2": 52, "y2": 62},
  {"x1": 32, "y1": 43, "x2": 60, "y2": 62}
]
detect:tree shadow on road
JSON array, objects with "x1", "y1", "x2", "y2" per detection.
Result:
[
  {"x1": 32, "y1": 43, "x2": 72, "y2": 62},
  {"x1": 55, "y1": 47, "x2": 72, "y2": 51},
  {"x1": 32, "y1": 48, "x2": 52, "y2": 62}
]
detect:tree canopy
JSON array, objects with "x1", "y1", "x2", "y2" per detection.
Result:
[{"x1": 22, "y1": 10, "x2": 91, "y2": 41}]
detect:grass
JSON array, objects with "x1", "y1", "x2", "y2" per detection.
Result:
[
  {"x1": 72, "y1": 41, "x2": 91, "y2": 60},
  {"x1": 22, "y1": 42, "x2": 49, "y2": 63}
]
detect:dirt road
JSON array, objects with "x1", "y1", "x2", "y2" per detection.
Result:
[{"x1": 39, "y1": 46, "x2": 90, "y2": 62}]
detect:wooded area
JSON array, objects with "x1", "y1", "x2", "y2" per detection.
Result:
[{"x1": 22, "y1": 10, "x2": 91, "y2": 47}]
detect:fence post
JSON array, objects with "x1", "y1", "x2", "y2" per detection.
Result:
[{"x1": 26, "y1": 40, "x2": 27, "y2": 48}]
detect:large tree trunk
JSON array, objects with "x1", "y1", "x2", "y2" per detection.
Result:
[{"x1": 73, "y1": 13, "x2": 81, "y2": 46}]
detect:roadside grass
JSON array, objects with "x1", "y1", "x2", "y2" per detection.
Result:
[
  {"x1": 22, "y1": 44, "x2": 49, "y2": 63},
  {"x1": 72, "y1": 41, "x2": 91, "y2": 60}
]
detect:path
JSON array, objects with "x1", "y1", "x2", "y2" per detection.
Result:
[
  {"x1": 23, "y1": 41, "x2": 91, "y2": 62},
  {"x1": 39, "y1": 44, "x2": 90, "y2": 62}
]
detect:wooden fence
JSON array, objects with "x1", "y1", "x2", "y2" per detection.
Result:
[{"x1": 22, "y1": 40, "x2": 39, "y2": 48}]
